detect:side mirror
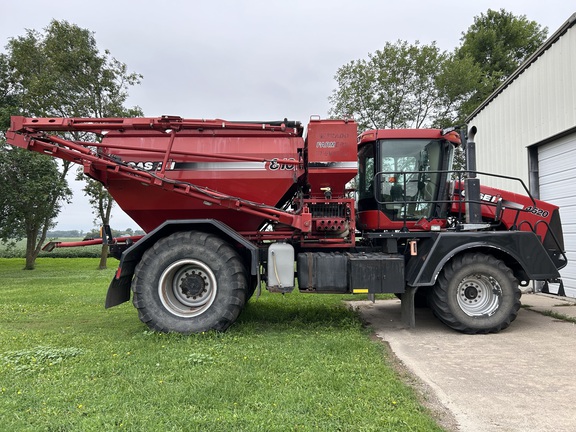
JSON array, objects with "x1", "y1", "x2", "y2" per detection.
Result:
[{"x1": 441, "y1": 127, "x2": 462, "y2": 146}]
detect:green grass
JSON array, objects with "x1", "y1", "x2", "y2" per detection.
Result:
[
  {"x1": 532, "y1": 308, "x2": 576, "y2": 324},
  {"x1": 0, "y1": 258, "x2": 444, "y2": 431}
]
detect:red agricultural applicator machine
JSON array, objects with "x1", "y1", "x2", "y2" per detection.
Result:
[{"x1": 6, "y1": 115, "x2": 566, "y2": 334}]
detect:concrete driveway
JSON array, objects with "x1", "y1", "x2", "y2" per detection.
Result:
[{"x1": 350, "y1": 293, "x2": 576, "y2": 432}]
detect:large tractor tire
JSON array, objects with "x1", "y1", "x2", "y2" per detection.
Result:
[
  {"x1": 428, "y1": 252, "x2": 521, "y2": 334},
  {"x1": 132, "y1": 231, "x2": 247, "y2": 333}
]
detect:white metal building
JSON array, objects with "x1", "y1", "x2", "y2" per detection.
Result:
[{"x1": 466, "y1": 13, "x2": 576, "y2": 296}]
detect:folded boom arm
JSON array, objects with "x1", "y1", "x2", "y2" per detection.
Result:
[{"x1": 6, "y1": 115, "x2": 312, "y2": 233}]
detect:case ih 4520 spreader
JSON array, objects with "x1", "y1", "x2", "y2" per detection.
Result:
[{"x1": 6, "y1": 115, "x2": 566, "y2": 334}]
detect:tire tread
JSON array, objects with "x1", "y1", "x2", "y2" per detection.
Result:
[
  {"x1": 428, "y1": 252, "x2": 521, "y2": 334},
  {"x1": 132, "y1": 231, "x2": 247, "y2": 333}
]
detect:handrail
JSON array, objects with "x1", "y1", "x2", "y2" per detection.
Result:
[
  {"x1": 534, "y1": 219, "x2": 568, "y2": 265},
  {"x1": 372, "y1": 169, "x2": 537, "y2": 230}
]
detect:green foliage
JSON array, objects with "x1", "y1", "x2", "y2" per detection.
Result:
[
  {"x1": 76, "y1": 176, "x2": 115, "y2": 268},
  {"x1": 455, "y1": 9, "x2": 548, "y2": 118},
  {"x1": 83, "y1": 228, "x2": 145, "y2": 238},
  {"x1": 0, "y1": 258, "x2": 444, "y2": 431},
  {"x1": 0, "y1": 53, "x2": 18, "y2": 131},
  {"x1": 0, "y1": 149, "x2": 65, "y2": 241},
  {"x1": 433, "y1": 54, "x2": 483, "y2": 126},
  {"x1": 4, "y1": 20, "x2": 143, "y2": 118},
  {"x1": 330, "y1": 40, "x2": 450, "y2": 131},
  {"x1": 0, "y1": 147, "x2": 72, "y2": 268},
  {"x1": 0, "y1": 19, "x2": 143, "y2": 269},
  {"x1": 80, "y1": 177, "x2": 114, "y2": 224},
  {"x1": 329, "y1": 9, "x2": 549, "y2": 130},
  {"x1": 46, "y1": 230, "x2": 86, "y2": 238}
]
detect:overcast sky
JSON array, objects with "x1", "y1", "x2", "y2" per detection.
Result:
[{"x1": 1, "y1": 0, "x2": 574, "y2": 232}]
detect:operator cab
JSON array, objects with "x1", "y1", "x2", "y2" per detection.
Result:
[{"x1": 357, "y1": 129, "x2": 460, "y2": 231}]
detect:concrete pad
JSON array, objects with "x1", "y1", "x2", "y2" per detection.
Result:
[
  {"x1": 522, "y1": 293, "x2": 576, "y2": 319},
  {"x1": 350, "y1": 294, "x2": 576, "y2": 432}
]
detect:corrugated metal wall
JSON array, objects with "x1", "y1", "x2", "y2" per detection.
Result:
[{"x1": 468, "y1": 24, "x2": 576, "y2": 193}]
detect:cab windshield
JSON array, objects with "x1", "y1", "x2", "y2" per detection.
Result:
[{"x1": 358, "y1": 138, "x2": 452, "y2": 220}]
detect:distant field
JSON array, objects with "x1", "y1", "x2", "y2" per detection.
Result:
[
  {"x1": 0, "y1": 238, "x2": 102, "y2": 258},
  {"x1": 0, "y1": 258, "x2": 445, "y2": 431}
]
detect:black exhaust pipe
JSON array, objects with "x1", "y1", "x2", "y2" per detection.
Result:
[{"x1": 465, "y1": 126, "x2": 482, "y2": 224}]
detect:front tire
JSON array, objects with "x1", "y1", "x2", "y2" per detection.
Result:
[
  {"x1": 132, "y1": 231, "x2": 247, "y2": 333},
  {"x1": 428, "y1": 253, "x2": 521, "y2": 334}
]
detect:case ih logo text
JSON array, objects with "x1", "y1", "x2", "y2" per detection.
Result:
[
  {"x1": 126, "y1": 161, "x2": 175, "y2": 171},
  {"x1": 460, "y1": 190, "x2": 500, "y2": 203}
]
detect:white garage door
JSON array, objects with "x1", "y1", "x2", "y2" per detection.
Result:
[{"x1": 538, "y1": 131, "x2": 576, "y2": 297}]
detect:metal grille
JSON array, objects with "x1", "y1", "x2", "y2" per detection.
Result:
[{"x1": 309, "y1": 203, "x2": 346, "y2": 218}]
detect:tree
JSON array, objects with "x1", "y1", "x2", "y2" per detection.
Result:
[
  {"x1": 329, "y1": 10, "x2": 548, "y2": 131},
  {"x1": 5, "y1": 20, "x2": 143, "y2": 118},
  {"x1": 328, "y1": 10, "x2": 548, "y2": 175},
  {"x1": 0, "y1": 147, "x2": 71, "y2": 269},
  {"x1": 0, "y1": 20, "x2": 142, "y2": 269},
  {"x1": 433, "y1": 54, "x2": 483, "y2": 127},
  {"x1": 455, "y1": 9, "x2": 548, "y2": 118},
  {"x1": 329, "y1": 40, "x2": 451, "y2": 131},
  {"x1": 80, "y1": 177, "x2": 114, "y2": 269}
]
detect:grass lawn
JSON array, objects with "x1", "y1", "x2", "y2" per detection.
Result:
[{"x1": 0, "y1": 258, "x2": 445, "y2": 431}]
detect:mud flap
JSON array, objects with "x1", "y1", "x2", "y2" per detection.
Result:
[
  {"x1": 401, "y1": 286, "x2": 417, "y2": 328},
  {"x1": 105, "y1": 274, "x2": 132, "y2": 308}
]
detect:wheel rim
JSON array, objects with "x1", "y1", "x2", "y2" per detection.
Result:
[
  {"x1": 456, "y1": 274, "x2": 501, "y2": 317},
  {"x1": 158, "y1": 259, "x2": 217, "y2": 318}
]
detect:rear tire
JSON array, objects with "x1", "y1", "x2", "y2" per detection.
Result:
[
  {"x1": 428, "y1": 253, "x2": 521, "y2": 334},
  {"x1": 132, "y1": 231, "x2": 247, "y2": 333}
]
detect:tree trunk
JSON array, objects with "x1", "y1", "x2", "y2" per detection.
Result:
[
  {"x1": 99, "y1": 244, "x2": 108, "y2": 270},
  {"x1": 97, "y1": 193, "x2": 113, "y2": 270},
  {"x1": 24, "y1": 234, "x2": 37, "y2": 270}
]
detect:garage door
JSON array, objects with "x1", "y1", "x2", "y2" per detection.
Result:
[{"x1": 538, "y1": 131, "x2": 576, "y2": 297}]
